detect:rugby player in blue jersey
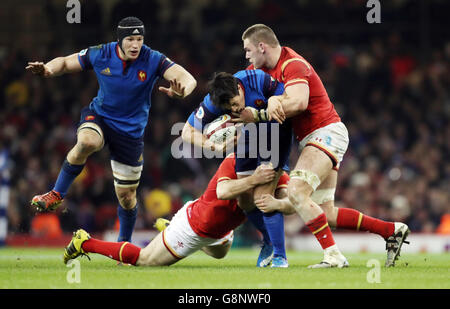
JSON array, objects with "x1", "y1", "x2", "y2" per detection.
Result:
[
  {"x1": 26, "y1": 17, "x2": 197, "y2": 243},
  {"x1": 182, "y1": 70, "x2": 292, "y2": 267}
]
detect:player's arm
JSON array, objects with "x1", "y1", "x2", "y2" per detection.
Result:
[
  {"x1": 267, "y1": 60, "x2": 311, "y2": 123},
  {"x1": 182, "y1": 121, "x2": 216, "y2": 150},
  {"x1": 160, "y1": 64, "x2": 197, "y2": 99},
  {"x1": 26, "y1": 53, "x2": 83, "y2": 78},
  {"x1": 181, "y1": 121, "x2": 236, "y2": 153},
  {"x1": 254, "y1": 188, "x2": 296, "y2": 215},
  {"x1": 216, "y1": 164, "x2": 275, "y2": 200},
  {"x1": 267, "y1": 83, "x2": 309, "y2": 123}
]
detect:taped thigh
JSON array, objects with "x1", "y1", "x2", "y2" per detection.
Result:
[
  {"x1": 111, "y1": 160, "x2": 143, "y2": 188},
  {"x1": 289, "y1": 169, "x2": 321, "y2": 191}
]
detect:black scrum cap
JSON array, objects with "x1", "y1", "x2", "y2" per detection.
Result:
[{"x1": 117, "y1": 17, "x2": 145, "y2": 52}]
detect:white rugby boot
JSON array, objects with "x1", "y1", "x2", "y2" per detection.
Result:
[
  {"x1": 308, "y1": 245, "x2": 349, "y2": 269},
  {"x1": 385, "y1": 222, "x2": 410, "y2": 267}
]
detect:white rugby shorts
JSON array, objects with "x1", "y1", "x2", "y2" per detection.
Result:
[
  {"x1": 162, "y1": 201, "x2": 234, "y2": 259},
  {"x1": 299, "y1": 122, "x2": 349, "y2": 170}
]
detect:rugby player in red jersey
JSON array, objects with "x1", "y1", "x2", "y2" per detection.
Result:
[
  {"x1": 62, "y1": 154, "x2": 292, "y2": 267},
  {"x1": 239, "y1": 24, "x2": 409, "y2": 267}
]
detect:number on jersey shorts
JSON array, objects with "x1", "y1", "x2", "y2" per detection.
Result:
[
  {"x1": 162, "y1": 201, "x2": 234, "y2": 259},
  {"x1": 298, "y1": 122, "x2": 349, "y2": 170}
]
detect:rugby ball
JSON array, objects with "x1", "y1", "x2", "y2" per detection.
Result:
[{"x1": 205, "y1": 114, "x2": 236, "y2": 144}]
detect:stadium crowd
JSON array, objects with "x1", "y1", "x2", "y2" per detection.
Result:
[{"x1": 0, "y1": 0, "x2": 448, "y2": 240}]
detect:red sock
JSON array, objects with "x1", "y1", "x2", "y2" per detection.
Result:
[
  {"x1": 306, "y1": 213, "x2": 336, "y2": 250},
  {"x1": 82, "y1": 238, "x2": 141, "y2": 265},
  {"x1": 336, "y1": 208, "x2": 395, "y2": 239}
]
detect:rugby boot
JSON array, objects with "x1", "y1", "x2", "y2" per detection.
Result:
[
  {"x1": 308, "y1": 248, "x2": 349, "y2": 269},
  {"x1": 63, "y1": 229, "x2": 91, "y2": 264},
  {"x1": 385, "y1": 222, "x2": 410, "y2": 267},
  {"x1": 271, "y1": 256, "x2": 289, "y2": 268},
  {"x1": 154, "y1": 218, "x2": 170, "y2": 232},
  {"x1": 257, "y1": 242, "x2": 274, "y2": 267},
  {"x1": 31, "y1": 190, "x2": 63, "y2": 212}
]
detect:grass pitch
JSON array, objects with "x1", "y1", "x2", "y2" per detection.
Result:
[{"x1": 0, "y1": 247, "x2": 449, "y2": 289}]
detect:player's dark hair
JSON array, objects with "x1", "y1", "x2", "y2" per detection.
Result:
[{"x1": 208, "y1": 72, "x2": 240, "y2": 109}]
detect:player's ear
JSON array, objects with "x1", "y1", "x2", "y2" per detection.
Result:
[{"x1": 258, "y1": 42, "x2": 265, "y2": 53}]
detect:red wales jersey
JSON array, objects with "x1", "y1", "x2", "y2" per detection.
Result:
[
  {"x1": 247, "y1": 46, "x2": 340, "y2": 141},
  {"x1": 187, "y1": 153, "x2": 290, "y2": 239}
]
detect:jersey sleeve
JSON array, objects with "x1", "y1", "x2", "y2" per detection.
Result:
[
  {"x1": 153, "y1": 51, "x2": 175, "y2": 77},
  {"x1": 217, "y1": 154, "x2": 237, "y2": 183},
  {"x1": 276, "y1": 171, "x2": 290, "y2": 189},
  {"x1": 187, "y1": 94, "x2": 226, "y2": 131},
  {"x1": 282, "y1": 58, "x2": 312, "y2": 88},
  {"x1": 77, "y1": 44, "x2": 103, "y2": 71}
]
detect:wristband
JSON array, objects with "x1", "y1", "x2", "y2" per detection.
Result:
[{"x1": 259, "y1": 109, "x2": 268, "y2": 121}]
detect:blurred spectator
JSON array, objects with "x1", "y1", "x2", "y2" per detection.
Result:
[
  {"x1": 144, "y1": 188, "x2": 172, "y2": 220},
  {"x1": 31, "y1": 213, "x2": 63, "y2": 239},
  {"x1": 436, "y1": 214, "x2": 450, "y2": 235}
]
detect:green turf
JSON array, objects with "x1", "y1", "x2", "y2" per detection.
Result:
[{"x1": 0, "y1": 247, "x2": 448, "y2": 289}]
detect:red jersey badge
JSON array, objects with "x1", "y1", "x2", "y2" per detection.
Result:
[
  {"x1": 254, "y1": 99, "x2": 265, "y2": 108},
  {"x1": 137, "y1": 70, "x2": 147, "y2": 82}
]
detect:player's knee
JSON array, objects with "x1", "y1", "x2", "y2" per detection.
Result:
[
  {"x1": 76, "y1": 138, "x2": 101, "y2": 155},
  {"x1": 203, "y1": 245, "x2": 229, "y2": 259},
  {"x1": 236, "y1": 192, "x2": 255, "y2": 212},
  {"x1": 117, "y1": 190, "x2": 137, "y2": 210},
  {"x1": 287, "y1": 182, "x2": 310, "y2": 210}
]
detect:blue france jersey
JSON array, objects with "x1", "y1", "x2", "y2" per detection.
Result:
[
  {"x1": 78, "y1": 42, "x2": 174, "y2": 138},
  {"x1": 187, "y1": 70, "x2": 284, "y2": 131}
]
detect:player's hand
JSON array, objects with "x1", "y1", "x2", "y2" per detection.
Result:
[
  {"x1": 159, "y1": 78, "x2": 185, "y2": 99},
  {"x1": 210, "y1": 136, "x2": 237, "y2": 154},
  {"x1": 267, "y1": 96, "x2": 285, "y2": 124},
  {"x1": 255, "y1": 194, "x2": 279, "y2": 213},
  {"x1": 25, "y1": 62, "x2": 53, "y2": 77},
  {"x1": 230, "y1": 107, "x2": 259, "y2": 124},
  {"x1": 251, "y1": 163, "x2": 275, "y2": 185}
]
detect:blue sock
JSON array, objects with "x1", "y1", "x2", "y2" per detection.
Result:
[
  {"x1": 263, "y1": 211, "x2": 286, "y2": 258},
  {"x1": 53, "y1": 159, "x2": 85, "y2": 198},
  {"x1": 246, "y1": 208, "x2": 272, "y2": 245},
  {"x1": 117, "y1": 205, "x2": 138, "y2": 242}
]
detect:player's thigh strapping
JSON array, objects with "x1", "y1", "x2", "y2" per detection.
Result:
[
  {"x1": 290, "y1": 122, "x2": 349, "y2": 202},
  {"x1": 162, "y1": 201, "x2": 234, "y2": 259}
]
